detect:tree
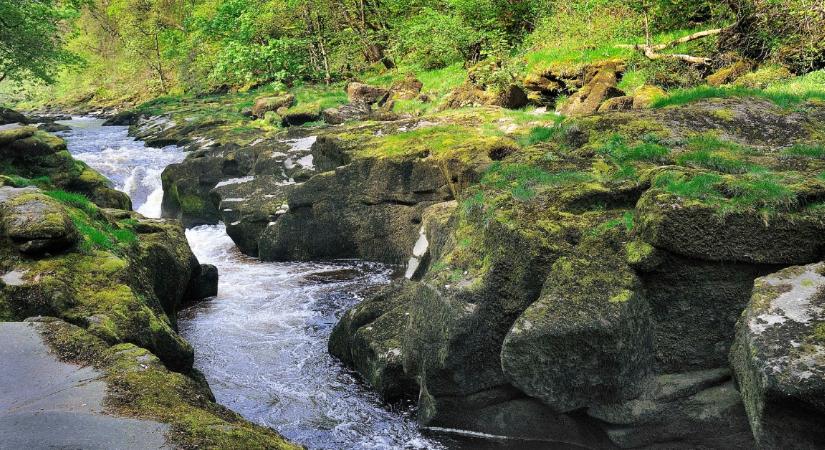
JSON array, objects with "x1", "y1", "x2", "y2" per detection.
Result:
[{"x1": 0, "y1": 0, "x2": 82, "y2": 83}]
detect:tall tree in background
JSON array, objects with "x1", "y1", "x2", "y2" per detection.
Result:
[{"x1": 0, "y1": 0, "x2": 81, "y2": 83}]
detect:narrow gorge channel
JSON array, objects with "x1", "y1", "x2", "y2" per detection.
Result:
[{"x1": 56, "y1": 118, "x2": 452, "y2": 450}]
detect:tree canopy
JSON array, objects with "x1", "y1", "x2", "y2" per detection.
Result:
[{"x1": 0, "y1": 0, "x2": 81, "y2": 83}]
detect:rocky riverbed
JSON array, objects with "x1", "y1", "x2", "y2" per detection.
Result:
[{"x1": 143, "y1": 81, "x2": 825, "y2": 449}]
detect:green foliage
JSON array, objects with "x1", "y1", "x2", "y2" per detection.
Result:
[
  {"x1": 0, "y1": 0, "x2": 82, "y2": 83},
  {"x1": 727, "y1": 0, "x2": 825, "y2": 73}
]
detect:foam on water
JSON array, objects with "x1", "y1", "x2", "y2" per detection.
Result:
[
  {"x1": 57, "y1": 117, "x2": 185, "y2": 218},
  {"x1": 182, "y1": 225, "x2": 441, "y2": 449}
]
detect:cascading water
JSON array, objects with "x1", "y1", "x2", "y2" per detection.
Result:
[
  {"x1": 58, "y1": 118, "x2": 449, "y2": 449},
  {"x1": 58, "y1": 117, "x2": 185, "y2": 217}
]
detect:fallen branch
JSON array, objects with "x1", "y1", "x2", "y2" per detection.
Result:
[{"x1": 617, "y1": 27, "x2": 729, "y2": 65}]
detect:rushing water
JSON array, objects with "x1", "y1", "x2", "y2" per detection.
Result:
[{"x1": 59, "y1": 118, "x2": 449, "y2": 449}]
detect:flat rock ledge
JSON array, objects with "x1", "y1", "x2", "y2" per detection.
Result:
[{"x1": 0, "y1": 322, "x2": 169, "y2": 450}]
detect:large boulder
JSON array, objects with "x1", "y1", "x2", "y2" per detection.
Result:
[
  {"x1": 102, "y1": 110, "x2": 143, "y2": 126},
  {"x1": 558, "y1": 61, "x2": 625, "y2": 116},
  {"x1": 259, "y1": 156, "x2": 452, "y2": 263},
  {"x1": 329, "y1": 281, "x2": 419, "y2": 401},
  {"x1": 346, "y1": 82, "x2": 389, "y2": 105},
  {"x1": 0, "y1": 107, "x2": 28, "y2": 125},
  {"x1": 730, "y1": 263, "x2": 825, "y2": 449},
  {"x1": 251, "y1": 94, "x2": 296, "y2": 119},
  {"x1": 280, "y1": 102, "x2": 321, "y2": 127},
  {"x1": 501, "y1": 232, "x2": 654, "y2": 412},
  {"x1": 0, "y1": 187, "x2": 79, "y2": 255},
  {"x1": 389, "y1": 74, "x2": 423, "y2": 100},
  {"x1": 321, "y1": 102, "x2": 371, "y2": 125}
]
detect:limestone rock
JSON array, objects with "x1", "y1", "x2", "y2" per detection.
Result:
[
  {"x1": 598, "y1": 95, "x2": 634, "y2": 112},
  {"x1": 501, "y1": 234, "x2": 653, "y2": 412},
  {"x1": 0, "y1": 127, "x2": 130, "y2": 210},
  {"x1": 37, "y1": 122, "x2": 71, "y2": 133},
  {"x1": 251, "y1": 94, "x2": 296, "y2": 119},
  {"x1": 589, "y1": 369, "x2": 753, "y2": 448},
  {"x1": 321, "y1": 102, "x2": 371, "y2": 125},
  {"x1": 632, "y1": 85, "x2": 666, "y2": 109},
  {"x1": 102, "y1": 110, "x2": 142, "y2": 126},
  {"x1": 730, "y1": 263, "x2": 825, "y2": 449},
  {"x1": 558, "y1": 61, "x2": 625, "y2": 116},
  {"x1": 0, "y1": 187, "x2": 78, "y2": 255},
  {"x1": 389, "y1": 74, "x2": 423, "y2": 100},
  {"x1": 346, "y1": 82, "x2": 389, "y2": 105},
  {"x1": 259, "y1": 156, "x2": 452, "y2": 263},
  {"x1": 280, "y1": 102, "x2": 321, "y2": 126},
  {"x1": 707, "y1": 60, "x2": 753, "y2": 87},
  {"x1": 495, "y1": 85, "x2": 529, "y2": 109},
  {"x1": 637, "y1": 188, "x2": 825, "y2": 264},
  {"x1": 329, "y1": 281, "x2": 418, "y2": 401},
  {"x1": 185, "y1": 264, "x2": 218, "y2": 301}
]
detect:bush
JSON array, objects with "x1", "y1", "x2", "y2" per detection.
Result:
[
  {"x1": 723, "y1": 0, "x2": 825, "y2": 73},
  {"x1": 392, "y1": 8, "x2": 482, "y2": 69}
]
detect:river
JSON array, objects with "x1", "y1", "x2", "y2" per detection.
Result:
[{"x1": 57, "y1": 117, "x2": 449, "y2": 449}]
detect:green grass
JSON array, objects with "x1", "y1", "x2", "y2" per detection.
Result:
[
  {"x1": 655, "y1": 171, "x2": 723, "y2": 200},
  {"x1": 3, "y1": 175, "x2": 51, "y2": 187},
  {"x1": 291, "y1": 83, "x2": 348, "y2": 110},
  {"x1": 675, "y1": 134, "x2": 759, "y2": 174},
  {"x1": 651, "y1": 85, "x2": 825, "y2": 109},
  {"x1": 783, "y1": 143, "x2": 825, "y2": 158},
  {"x1": 599, "y1": 134, "x2": 670, "y2": 163},
  {"x1": 675, "y1": 151, "x2": 754, "y2": 174},
  {"x1": 45, "y1": 190, "x2": 99, "y2": 216},
  {"x1": 69, "y1": 210, "x2": 138, "y2": 253},
  {"x1": 654, "y1": 170, "x2": 798, "y2": 215},
  {"x1": 592, "y1": 211, "x2": 635, "y2": 236},
  {"x1": 481, "y1": 162, "x2": 593, "y2": 201}
]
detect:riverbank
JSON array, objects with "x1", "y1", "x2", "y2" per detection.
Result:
[{"x1": 0, "y1": 125, "x2": 298, "y2": 449}]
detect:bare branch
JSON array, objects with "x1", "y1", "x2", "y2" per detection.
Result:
[{"x1": 616, "y1": 27, "x2": 729, "y2": 65}]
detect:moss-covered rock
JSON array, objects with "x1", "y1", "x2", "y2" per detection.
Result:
[
  {"x1": 501, "y1": 230, "x2": 653, "y2": 412},
  {"x1": 0, "y1": 187, "x2": 79, "y2": 255},
  {"x1": 730, "y1": 263, "x2": 825, "y2": 449},
  {"x1": 36, "y1": 318, "x2": 298, "y2": 450},
  {"x1": 0, "y1": 127, "x2": 130, "y2": 209},
  {"x1": 637, "y1": 187, "x2": 825, "y2": 264},
  {"x1": 558, "y1": 61, "x2": 625, "y2": 116},
  {"x1": 252, "y1": 93, "x2": 296, "y2": 119},
  {"x1": 280, "y1": 102, "x2": 321, "y2": 126},
  {"x1": 0, "y1": 189, "x2": 213, "y2": 372}
]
